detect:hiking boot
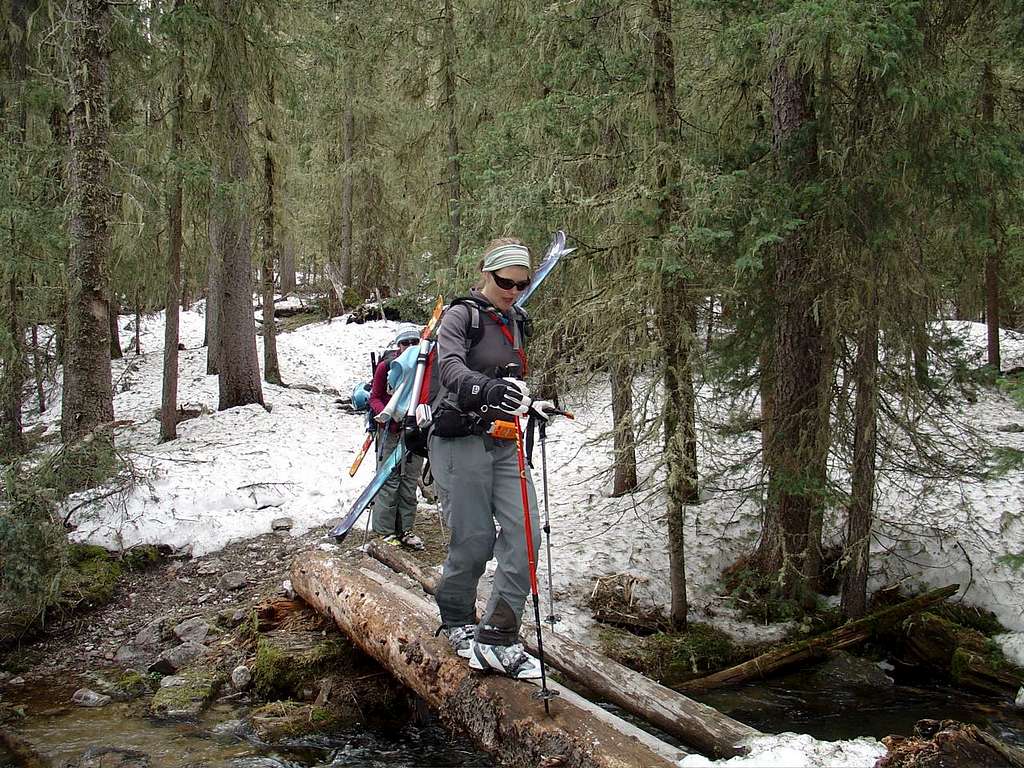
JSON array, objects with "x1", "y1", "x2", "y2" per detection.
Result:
[
  {"x1": 381, "y1": 534, "x2": 401, "y2": 547},
  {"x1": 399, "y1": 532, "x2": 425, "y2": 551},
  {"x1": 468, "y1": 641, "x2": 542, "y2": 680},
  {"x1": 441, "y1": 624, "x2": 476, "y2": 658}
]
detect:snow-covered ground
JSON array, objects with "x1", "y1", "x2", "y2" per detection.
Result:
[{"x1": 23, "y1": 303, "x2": 1024, "y2": 767}]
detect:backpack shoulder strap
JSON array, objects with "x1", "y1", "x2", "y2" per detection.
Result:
[{"x1": 448, "y1": 296, "x2": 485, "y2": 347}]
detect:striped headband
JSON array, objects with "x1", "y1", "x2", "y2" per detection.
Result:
[{"x1": 482, "y1": 244, "x2": 531, "y2": 272}]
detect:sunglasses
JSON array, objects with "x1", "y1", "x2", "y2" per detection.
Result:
[
  {"x1": 491, "y1": 272, "x2": 532, "y2": 291},
  {"x1": 398, "y1": 339, "x2": 417, "y2": 348}
]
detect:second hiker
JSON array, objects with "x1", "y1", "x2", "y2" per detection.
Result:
[{"x1": 369, "y1": 325, "x2": 426, "y2": 550}]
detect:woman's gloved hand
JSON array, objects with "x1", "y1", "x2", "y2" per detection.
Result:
[
  {"x1": 483, "y1": 377, "x2": 531, "y2": 416},
  {"x1": 528, "y1": 399, "x2": 557, "y2": 421}
]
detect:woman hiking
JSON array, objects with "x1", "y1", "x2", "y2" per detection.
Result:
[{"x1": 429, "y1": 238, "x2": 555, "y2": 680}]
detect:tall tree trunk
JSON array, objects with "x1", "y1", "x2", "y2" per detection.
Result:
[
  {"x1": 32, "y1": 325, "x2": 46, "y2": 414},
  {"x1": 982, "y1": 62, "x2": 1000, "y2": 372},
  {"x1": 1, "y1": 0, "x2": 31, "y2": 456},
  {"x1": 610, "y1": 357, "x2": 638, "y2": 496},
  {"x1": 108, "y1": 297, "x2": 122, "y2": 358},
  {"x1": 1, "y1": 271, "x2": 25, "y2": 456},
  {"x1": 912, "y1": 318, "x2": 930, "y2": 387},
  {"x1": 841, "y1": 279, "x2": 879, "y2": 620},
  {"x1": 650, "y1": 0, "x2": 694, "y2": 629},
  {"x1": 160, "y1": 0, "x2": 186, "y2": 443},
  {"x1": 211, "y1": 0, "x2": 262, "y2": 410},
  {"x1": 441, "y1": 0, "x2": 461, "y2": 265},
  {"x1": 705, "y1": 295, "x2": 715, "y2": 353},
  {"x1": 339, "y1": 103, "x2": 354, "y2": 292},
  {"x1": 262, "y1": 76, "x2": 282, "y2": 386},
  {"x1": 279, "y1": 234, "x2": 296, "y2": 293},
  {"x1": 48, "y1": 104, "x2": 67, "y2": 370},
  {"x1": 204, "y1": 218, "x2": 221, "y2": 373},
  {"x1": 133, "y1": 288, "x2": 141, "y2": 355},
  {"x1": 61, "y1": 0, "x2": 114, "y2": 443},
  {"x1": 752, "y1": 28, "x2": 826, "y2": 604}
]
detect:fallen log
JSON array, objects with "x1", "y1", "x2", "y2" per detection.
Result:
[
  {"x1": 365, "y1": 540, "x2": 759, "y2": 758},
  {"x1": 904, "y1": 612, "x2": 1024, "y2": 697},
  {"x1": 680, "y1": 584, "x2": 960, "y2": 693},
  {"x1": 293, "y1": 549, "x2": 686, "y2": 768}
]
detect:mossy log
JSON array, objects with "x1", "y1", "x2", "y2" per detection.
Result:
[
  {"x1": 904, "y1": 612, "x2": 988, "y2": 666},
  {"x1": 680, "y1": 584, "x2": 960, "y2": 693},
  {"x1": 365, "y1": 540, "x2": 759, "y2": 759},
  {"x1": 904, "y1": 612, "x2": 1024, "y2": 697},
  {"x1": 952, "y1": 648, "x2": 1024, "y2": 697},
  {"x1": 292, "y1": 549, "x2": 687, "y2": 768}
]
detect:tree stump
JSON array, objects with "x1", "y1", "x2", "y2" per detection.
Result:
[{"x1": 879, "y1": 719, "x2": 1024, "y2": 768}]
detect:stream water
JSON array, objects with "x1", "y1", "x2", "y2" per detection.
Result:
[
  {"x1": 3, "y1": 672, "x2": 1023, "y2": 766},
  {"x1": 2, "y1": 696, "x2": 492, "y2": 768},
  {"x1": 694, "y1": 668, "x2": 1024, "y2": 748}
]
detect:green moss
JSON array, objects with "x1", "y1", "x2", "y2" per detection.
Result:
[
  {"x1": 252, "y1": 634, "x2": 353, "y2": 701},
  {"x1": 723, "y1": 566, "x2": 805, "y2": 623},
  {"x1": 60, "y1": 544, "x2": 123, "y2": 609},
  {"x1": 280, "y1": 311, "x2": 322, "y2": 333},
  {"x1": 253, "y1": 641, "x2": 288, "y2": 700},
  {"x1": 933, "y1": 602, "x2": 1007, "y2": 637},
  {"x1": 598, "y1": 623, "x2": 739, "y2": 686},
  {"x1": 150, "y1": 666, "x2": 224, "y2": 718},
  {"x1": 117, "y1": 670, "x2": 159, "y2": 697},
  {"x1": 122, "y1": 545, "x2": 162, "y2": 571},
  {"x1": 644, "y1": 624, "x2": 739, "y2": 685},
  {"x1": 251, "y1": 701, "x2": 350, "y2": 741}
]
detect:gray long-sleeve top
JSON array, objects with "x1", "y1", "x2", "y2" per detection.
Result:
[{"x1": 432, "y1": 289, "x2": 527, "y2": 423}]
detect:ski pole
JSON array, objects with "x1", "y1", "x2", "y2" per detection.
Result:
[
  {"x1": 512, "y1": 414, "x2": 556, "y2": 714},
  {"x1": 538, "y1": 417, "x2": 559, "y2": 628},
  {"x1": 535, "y1": 408, "x2": 573, "y2": 627}
]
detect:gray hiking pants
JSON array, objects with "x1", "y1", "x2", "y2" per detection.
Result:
[
  {"x1": 371, "y1": 430, "x2": 423, "y2": 536},
  {"x1": 430, "y1": 433, "x2": 540, "y2": 646}
]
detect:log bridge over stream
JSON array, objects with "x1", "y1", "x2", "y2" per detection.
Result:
[{"x1": 292, "y1": 545, "x2": 759, "y2": 767}]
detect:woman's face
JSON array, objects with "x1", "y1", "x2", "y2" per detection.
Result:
[{"x1": 481, "y1": 266, "x2": 531, "y2": 312}]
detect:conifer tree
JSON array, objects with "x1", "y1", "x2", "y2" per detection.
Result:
[
  {"x1": 161, "y1": 0, "x2": 189, "y2": 442},
  {"x1": 209, "y1": 0, "x2": 263, "y2": 410},
  {"x1": 261, "y1": 75, "x2": 282, "y2": 385},
  {"x1": 62, "y1": 0, "x2": 115, "y2": 442}
]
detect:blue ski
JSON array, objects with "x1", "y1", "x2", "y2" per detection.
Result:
[
  {"x1": 331, "y1": 230, "x2": 572, "y2": 543},
  {"x1": 331, "y1": 439, "x2": 406, "y2": 541}
]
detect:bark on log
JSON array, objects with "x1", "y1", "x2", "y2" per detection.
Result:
[
  {"x1": 681, "y1": 584, "x2": 959, "y2": 692},
  {"x1": 365, "y1": 540, "x2": 759, "y2": 758},
  {"x1": 880, "y1": 719, "x2": 1024, "y2": 768},
  {"x1": 293, "y1": 549, "x2": 686, "y2": 768}
]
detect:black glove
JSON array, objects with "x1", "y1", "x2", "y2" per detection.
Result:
[{"x1": 457, "y1": 375, "x2": 531, "y2": 415}]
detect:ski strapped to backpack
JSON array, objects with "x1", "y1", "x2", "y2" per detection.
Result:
[{"x1": 332, "y1": 231, "x2": 574, "y2": 543}]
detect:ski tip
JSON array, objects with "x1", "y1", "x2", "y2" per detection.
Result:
[{"x1": 331, "y1": 531, "x2": 349, "y2": 545}]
